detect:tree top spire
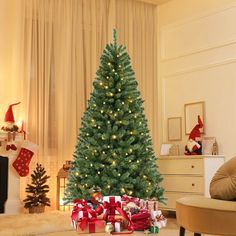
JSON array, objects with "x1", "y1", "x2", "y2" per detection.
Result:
[{"x1": 113, "y1": 29, "x2": 117, "y2": 46}]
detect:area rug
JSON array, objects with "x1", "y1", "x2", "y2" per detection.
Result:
[{"x1": 0, "y1": 211, "x2": 194, "y2": 236}]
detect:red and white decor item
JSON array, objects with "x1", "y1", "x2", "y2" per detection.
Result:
[{"x1": 71, "y1": 194, "x2": 167, "y2": 234}]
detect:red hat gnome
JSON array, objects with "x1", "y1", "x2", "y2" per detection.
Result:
[
  {"x1": 185, "y1": 115, "x2": 203, "y2": 155},
  {"x1": 2, "y1": 102, "x2": 21, "y2": 131},
  {"x1": 1, "y1": 102, "x2": 21, "y2": 151}
]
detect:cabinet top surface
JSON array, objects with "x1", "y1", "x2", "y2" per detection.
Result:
[{"x1": 158, "y1": 155, "x2": 225, "y2": 160}]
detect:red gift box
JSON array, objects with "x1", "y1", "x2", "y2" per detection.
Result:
[{"x1": 131, "y1": 210, "x2": 151, "y2": 231}]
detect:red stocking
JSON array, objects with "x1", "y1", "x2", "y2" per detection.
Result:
[{"x1": 12, "y1": 141, "x2": 38, "y2": 177}]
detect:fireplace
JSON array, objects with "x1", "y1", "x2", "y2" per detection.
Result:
[{"x1": 0, "y1": 156, "x2": 8, "y2": 213}]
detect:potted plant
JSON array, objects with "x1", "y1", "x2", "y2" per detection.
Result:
[{"x1": 23, "y1": 163, "x2": 50, "y2": 213}]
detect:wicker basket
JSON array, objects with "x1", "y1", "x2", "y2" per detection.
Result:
[{"x1": 29, "y1": 205, "x2": 45, "y2": 214}]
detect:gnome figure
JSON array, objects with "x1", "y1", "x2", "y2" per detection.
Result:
[
  {"x1": 1, "y1": 102, "x2": 21, "y2": 151},
  {"x1": 185, "y1": 115, "x2": 203, "y2": 155}
]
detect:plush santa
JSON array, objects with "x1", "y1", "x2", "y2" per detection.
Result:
[{"x1": 185, "y1": 115, "x2": 203, "y2": 155}]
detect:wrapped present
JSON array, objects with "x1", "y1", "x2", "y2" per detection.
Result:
[
  {"x1": 151, "y1": 210, "x2": 167, "y2": 228},
  {"x1": 107, "y1": 215, "x2": 129, "y2": 230},
  {"x1": 108, "y1": 217, "x2": 123, "y2": 232},
  {"x1": 71, "y1": 200, "x2": 94, "y2": 229},
  {"x1": 131, "y1": 210, "x2": 151, "y2": 231},
  {"x1": 145, "y1": 198, "x2": 158, "y2": 211},
  {"x1": 121, "y1": 194, "x2": 141, "y2": 207},
  {"x1": 77, "y1": 218, "x2": 106, "y2": 234},
  {"x1": 103, "y1": 196, "x2": 122, "y2": 217}
]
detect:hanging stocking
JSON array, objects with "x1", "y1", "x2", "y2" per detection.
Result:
[{"x1": 12, "y1": 141, "x2": 38, "y2": 177}]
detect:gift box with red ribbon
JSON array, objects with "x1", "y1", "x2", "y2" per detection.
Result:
[
  {"x1": 76, "y1": 218, "x2": 106, "y2": 234},
  {"x1": 121, "y1": 194, "x2": 141, "y2": 207},
  {"x1": 145, "y1": 198, "x2": 158, "y2": 211},
  {"x1": 71, "y1": 199, "x2": 94, "y2": 229},
  {"x1": 151, "y1": 210, "x2": 167, "y2": 229},
  {"x1": 131, "y1": 210, "x2": 151, "y2": 231}
]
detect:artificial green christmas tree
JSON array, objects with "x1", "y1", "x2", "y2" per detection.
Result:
[
  {"x1": 65, "y1": 30, "x2": 164, "y2": 202},
  {"x1": 23, "y1": 163, "x2": 50, "y2": 213}
]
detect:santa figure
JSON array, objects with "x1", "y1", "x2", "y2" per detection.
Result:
[{"x1": 185, "y1": 115, "x2": 203, "y2": 155}]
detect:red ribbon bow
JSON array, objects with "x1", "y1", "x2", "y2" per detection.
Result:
[{"x1": 103, "y1": 196, "x2": 134, "y2": 231}]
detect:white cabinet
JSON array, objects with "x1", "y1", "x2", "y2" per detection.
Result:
[{"x1": 158, "y1": 155, "x2": 225, "y2": 211}]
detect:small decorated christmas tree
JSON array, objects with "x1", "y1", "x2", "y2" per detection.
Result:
[
  {"x1": 65, "y1": 30, "x2": 164, "y2": 202},
  {"x1": 23, "y1": 163, "x2": 50, "y2": 213}
]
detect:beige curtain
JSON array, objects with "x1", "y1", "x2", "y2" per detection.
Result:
[{"x1": 19, "y1": 0, "x2": 157, "y2": 209}]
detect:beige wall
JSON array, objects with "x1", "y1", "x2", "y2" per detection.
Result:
[
  {"x1": 157, "y1": 0, "x2": 236, "y2": 160},
  {"x1": 0, "y1": 0, "x2": 22, "y2": 121}
]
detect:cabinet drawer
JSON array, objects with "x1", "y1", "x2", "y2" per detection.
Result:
[
  {"x1": 158, "y1": 159, "x2": 203, "y2": 175},
  {"x1": 162, "y1": 175, "x2": 204, "y2": 193},
  {"x1": 159, "y1": 192, "x2": 203, "y2": 210}
]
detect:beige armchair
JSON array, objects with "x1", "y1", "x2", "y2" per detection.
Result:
[{"x1": 176, "y1": 156, "x2": 236, "y2": 236}]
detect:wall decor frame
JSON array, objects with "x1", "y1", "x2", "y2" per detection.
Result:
[
  {"x1": 184, "y1": 101, "x2": 205, "y2": 134},
  {"x1": 202, "y1": 137, "x2": 216, "y2": 155},
  {"x1": 167, "y1": 117, "x2": 182, "y2": 141}
]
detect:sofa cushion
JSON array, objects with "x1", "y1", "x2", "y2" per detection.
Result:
[{"x1": 210, "y1": 156, "x2": 236, "y2": 200}]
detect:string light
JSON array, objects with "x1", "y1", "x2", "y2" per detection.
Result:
[
  {"x1": 107, "y1": 145, "x2": 110, "y2": 148},
  {"x1": 107, "y1": 121, "x2": 110, "y2": 124},
  {"x1": 102, "y1": 151, "x2": 106, "y2": 154},
  {"x1": 86, "y1": 133, "x2": 89, "y2": 136},
  {"x1": 114, "y1": 113, "x2": 117, "y2": 117},
  {"x1": 98, "y1": 171, "x2": 100, "y2": 174},
  {"x1": 90, "y1": 164, "x2": 93, "y2": 167},
  {"x1": 119, "y1": 121, "x2": 122, "y2": 124},
  {"x1": 117, "y1": 108, "x2": 120, "y2": 111},
  {"x1": 101, "y1": 110, "x2": 104, "y2": 113},
  {"x1": 146, "y1": 190, "x2": 149, "y2": 193},
  {"x1": 119, "y1": 65, "x2": 121, "y2": 68},
  {"x1": 112, "y1": 69, "x2": 115, "y2": 72},
  {"x1": 143, "y1": 175, "x2": 147, "y2": 179},
  {"x1": 98, "y1": 126, "x2": 101, "y2": 129},
  {"x1": 109, "y1": 92, "x2": 114, "y2": 97},
  {"x1": 76, "y1": 172, "x2": 79, "y2": 176},
  {"x1": 85, "y1": 157, "x2": 88, "y2": 159},
  {"x1": 85, "y1": 174, "x2": 88, "y2": 177},
  {"x1": 129, "y1": 191, "x2": 133, "y2": 195},
  {"x1": 121, "y1": 78, "x2": 124, "y2": 81},
  {"x1": 99, "y1": 82, "x2": 103, "y2": 86},
  {"x1": 105, "y1": 86, "x2": 108, "y2": 89},
  {"x1": 106, "y1": 76, "x2": 109, "y2": 79},
  {"x1": 134, "y1": 115, "x2": 137, "y2": 118},
  {"x1": 121, "y1": 187, "x2": 125, "y2": 192},
  {"x1": 118, "y1": 89, "x2": 121, "y2": 92},
  {"x1": 122, "y1": 102, "x2": 124, "y2": 105},
  {"x1": 137, "y1": 160, "x2": 140, "y2": 163},
  {"x1": 129, "y1": 160, "x2": 132, "y2": 163},
  {"x1": 149, "y1": 182, "x2": 151, "y2": 186},
  {"x1": 91, "y1": 119, "x2": 95, "y2": 123},
  {"x1": 93, "y1": 104, "x2": 96, "y2": 107},
  {"x1": 126, "y1": 153, "x2": 128, "y2": 156},
  {"x1": 129, "y1": 148, "x2": 133, "y2": 153},
  {"x1": 129, "y1": 110, "x2": 132, "y2": 113},
  {"x1": 103, "y1": 102, "x2": 106, "y2": 104},
  {"x1": 108, "y1": 62, "x2": 111, "y2": 66},
  {"x1": 118, "y1": 173, "x2": 121, "y2": 177},
  {"x1": 110, "y1": 111, "x2": 113, "y2": 114},
  {"x1": 141, "y1": 133, "x2": 144, "y2": 136},
  {"x1": 112, "y1": 161, "x2": 116, "y2": 165},
  {"x1": 115, "y1": 72, "x2": 118, "y2": 75},
  {"x1": 112, "y1": 135, "x2": 117, "y2": 139},
  {"x1": 130, "y1": 131, "x2": 133, "y2": 135},
  {"x1": 107, "y1": 185, "x2": 111, "y2": 188}
]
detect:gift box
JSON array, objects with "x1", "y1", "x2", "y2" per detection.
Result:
[
  {"x1": 107, "y1": 215, "x2": 129, "y2": 230},
  {"x1": 103, "y1": 196, "x2": 122, "y2": 218},
  {"x1": 76, "y1": 218, "x2": 106, "y2": 234},
  {"x1": 151, "y1": 210, "x2": 167, "y2": 228},
  {"x1": 121, "y1": 195, "x2": 140, "y2": 207},
  {"x1": 145, "y1": 198, "x2": 158, "y2": 211},
  {"x1": 71, "y1": 200, "x2": 94, "y2": 229}
]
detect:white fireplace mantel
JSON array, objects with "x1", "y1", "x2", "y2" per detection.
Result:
[{"x1": 0, "y1": 132, "x2": 24, "y2": 214}]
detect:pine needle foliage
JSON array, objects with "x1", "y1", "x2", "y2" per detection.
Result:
[
  {"x1": 65, "y1": 30, "x2": 164, "y2": 203},
  {"x1": 23, "y1": 163, "x2": 51, "y2": 208}
]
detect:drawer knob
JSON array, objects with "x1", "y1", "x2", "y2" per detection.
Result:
[
  {"x1": 192, "y1": 183, "x2": 195, "y2": 187},
  {"x1": 191, "y1": 165, "x2": 195, "y2": 168}
]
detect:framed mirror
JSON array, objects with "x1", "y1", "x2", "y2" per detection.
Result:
[
  {"x1": 167, "y1": 117, "x2": 182, "y2": 141},
  {"x1": 184, "y1": 101, "x2": 205, "y2": 134}
]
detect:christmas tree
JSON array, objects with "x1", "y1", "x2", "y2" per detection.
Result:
[
  {"x1": 23, "y1": 163, "x2": 50, "y2": 210},
  {"x1": 65, "y1": 30, "x2": 164, "y2": 202}
]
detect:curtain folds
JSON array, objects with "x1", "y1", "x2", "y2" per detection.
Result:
[{"x1": 20, "y1": 0, "x2": 157, "y2": 209}]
